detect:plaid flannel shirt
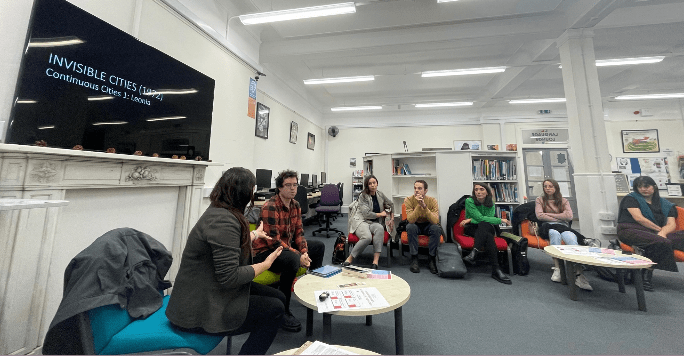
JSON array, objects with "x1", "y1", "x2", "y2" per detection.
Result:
[{"x1": 253, "y1": 194, "x2": 308, "y2": 256}]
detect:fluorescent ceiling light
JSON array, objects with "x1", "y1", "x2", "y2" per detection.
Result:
[
  {"x1": 144, "y1": 89, "x2": 198, "y2": 95},
  {"x1": 331, "y1": 106, "x2": 383, "y2": 112},
  {"x1": 38, "y1": 125, "x2": 55, "y2": 130},
  {"x1": 304, "y1": 76, "x2": 374, "y2": 85},
  {"x1": 415, "y1": 102, "x2": 473, "y2": 108},
  {"x1": 92, "y1": 121, "x2": 128, "y2": 125},
  {"x1": 437, "y1": 0, "x2": 459, "y2": 2},
  {"x1": 28, "y1": 36, "x2": 84, "y2": 48},
  {"x1": 146, "y1": 116, "x2": 186, "y2": 122},
  {"x1": 16, "y1": 99, "x2": 37, "y2": 104},
  {"x1": 559, "y1": 56, "x2": 666, "y2": 68},
  {"x1": 422, "y1": 66, "x2": 506, "y2": 78},
  {"x1": 88, "y1": 95, "x2": 115, "y2": 101},
  {"x1": 615, "y1": 93, "x2": 684, "y2": 100},
  {"x1": 239, "y1": 2, "x2": 356, "y2": 25},
  {"x1": 509, "y1": 98, "x2": 566, "y2": 104}
]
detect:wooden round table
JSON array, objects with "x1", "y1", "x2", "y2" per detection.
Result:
[
  {"x1": 544, "y1": 245, "x2": 654, "y2": 311},
  {"x1": 293, "y1": 272, "x2": 411, "y2": 354}
]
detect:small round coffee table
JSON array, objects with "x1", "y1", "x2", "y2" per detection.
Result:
[
  {"x1": 275, "y1": 344, "x2": 379, "y2": 355},
  {"x1": 544, "y1": 245, "x2": 654, "y2": 311},
  {"x1": 293, "y1": 273, "x2": 411, "y2": 355}
]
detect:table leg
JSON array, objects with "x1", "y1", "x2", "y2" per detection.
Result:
[
  {"x1": 633, "y1": 268, "x2": 647, "y2": 312},
  {"x1": 557, "y1": 258, "x2": 567, "y2": 285},
  {"x1": 616, "y1": 269, "x2": 626, "y2": 293},
  {"x1": 565, "y1": 261, "x2": 578, "y2": 301},
  {"x1": 306, "y1": 308, "x2": 314, "y2": 337},
  {"x1": 366, "y1": 315, "x2": 372, "y2": 326},
  {"x1": 323, "y1": 313, "x2": 332, "y2": 341},
  {"x1": 395, "y1": 307, "x2": 404, "y2": 355}
]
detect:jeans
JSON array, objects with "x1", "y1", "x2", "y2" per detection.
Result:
[
  {"x1": 547, "y1": 223, "x2": 577, "y2": 246},
  {"x1": 407, "y1": 222, "x2": 441, "y2": 256}
]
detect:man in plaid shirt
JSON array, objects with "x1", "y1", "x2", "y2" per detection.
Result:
[{"x1": 254, "y1": 170, "x2": 325, "y2": 333}]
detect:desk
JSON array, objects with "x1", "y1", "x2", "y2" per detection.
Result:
[
  {"x1": 544, "y1": 245, "x2": 654, "y2": 311},
  {"x1": 293, "y1": 273, "x2": 410, "y2": 355},
  {"x1": 254, "y1": 191, "x2": 321, "y2": 207}
]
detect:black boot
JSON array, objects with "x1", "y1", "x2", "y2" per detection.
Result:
[
  {"x1": 428, "y1": 255, "x2": 438, "y2": 274},
  {"x1": 642, "y1": 269, "x2": 654, "y2": 292},
  {"x1": 492, "y1": 266, "x2": 512, "y2": 284},
  {"x1": 410, "y1": 255, "x2": 420, "y2": 273},
  {"x1": 463, "y1": 248, "x2": 480, "y2": 266}
]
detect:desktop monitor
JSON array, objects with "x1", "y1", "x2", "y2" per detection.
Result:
[
  {"x1": 311, "y1": 174, "x2": 317, "y2": 188},
  {"x1": 321, "y1": 172, "x2": 326, "y2": 185},
  {"x1": 255, "y1": 169, "x2": 271, "y2": 191},
  {"x1": 300, "y1": 173, "x2": 309, "y2": 187}
]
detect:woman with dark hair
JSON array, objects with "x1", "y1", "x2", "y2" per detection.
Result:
[
  {"x1": 166, "y1": 167, "x2": 285, "y2": 355},
  {"x1": 617, "y1": 175, "x2": 684, "y2": 291},
  {"x1": 345, "y1": 175, "x2": 394, "y2": 269},
  {"x1": 536, "y1": 179, "x2": 592, "y2": 290},
  {"x1": 460, "y1": 182, "x2": 511, "y2": 284}
]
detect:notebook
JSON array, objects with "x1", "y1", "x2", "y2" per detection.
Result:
[{"x1": 310, "y1": 265, "x2": 342, "y2": 278}]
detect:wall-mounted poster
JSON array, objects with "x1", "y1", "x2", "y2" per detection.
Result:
[
  {"x1": 307, "y1": 133, "x2": 315, "y2": 150},
  {"x1": 622, "y1": 129, "x2": 659, "y2": 153},
  {"x1": 289, "y1": 121, "x2": 298, "y2": 144},
  {"x1": 616, "y1": 157, "x2": 670, "y2": 189},
  {"x1": 255, "y1": 103, "x2": 269, "y2": 139},
  {"x1": 453, "y1": 140, "x2": 481, "y2": 150}
]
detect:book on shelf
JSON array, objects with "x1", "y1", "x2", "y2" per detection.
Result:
[
  {"x1": 472, "y1": 159, "x2": 517, "y2": 181},
  {"x1": 310, "y1": 265, "x2": 342, "y2": 278}
]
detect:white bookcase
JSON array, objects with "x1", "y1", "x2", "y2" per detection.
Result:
[{"x1": 470, "y1": 152, "x2": 521, "y2": 228}]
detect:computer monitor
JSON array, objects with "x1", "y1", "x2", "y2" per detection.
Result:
[
  {"x1": 300, "y1": 173, "x2": 309, "y2": 187},
  {"x1": 255, "y1": 169, "x2": 272, "y2": 191},
  {"x1": 311, "y1": 174, "x2": 317, "y2": 188},
  {"x1": 320, "y1": 172, "x2": 326, "y2": 185}
]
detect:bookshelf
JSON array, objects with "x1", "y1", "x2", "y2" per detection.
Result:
[
  {"x1": 391, "y1": 153, "x2": 438, "y2": 218},
  {"x1": 471, "y1": 153, "x2": 520, "y2": 228},
  {"x1": 352, "y1": 170, "x2": 364, "y2": 202}
]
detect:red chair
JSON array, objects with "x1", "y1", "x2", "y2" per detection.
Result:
[
  {"x1": 399, "y1": 204, "x2": 444, "y2": 256},
  {"x1": 346, "y1": 230, "x2": 392, "y2": 267},
  {"x1": 452, "y1": 210, "x2": 513, "y2": 274},
  {"x1": 619, "y1": 206, "x2": 684, "y2": 262}
]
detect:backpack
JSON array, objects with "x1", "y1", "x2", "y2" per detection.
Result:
[
  {"x1": 436, "y1": 242, "x2": 467, "y2": 278},
  {"x1": 500, "y1": 232, "x2": 530, "y2": 275},
  {"x1": 331, "y1": 233, "x2": 346, "y2": 264}
]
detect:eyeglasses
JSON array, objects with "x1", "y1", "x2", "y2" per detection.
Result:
[{"x1": 284, "y1": 183, "x2": 298, "y2": 188}]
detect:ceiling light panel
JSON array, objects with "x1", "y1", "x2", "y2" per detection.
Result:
[
  {"x1": 304, "y1": 76, "x2": 374, "y2": 85},
  {"x1": 331, "y1": 106, "x2": 383, "y2": 111},
  {"x1": 615, "y1": 93, "x2": 684, "y2": 100},
  {"x1": 415, "y1": 102, "x2": 473, "y2": 108},
  {"x1": 509, "y1": 98, "x2": 566, "y2": 104},
  {"x1": 239, "y1": 2, "x2": 356, "y2": 25},
  {"x1": 422, "y1": 66, "x2": 507, "y2": 77},
  {"x1": 596, "y1": 56, "x2": 665, "y2": 67}
]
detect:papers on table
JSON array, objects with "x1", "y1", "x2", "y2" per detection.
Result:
[
  {"x1": 314, "y1": 287, "x2": 390, "y2": 313},
  {"x1": 553, "y1": 245, "x2": 652, "y2": 266},
  {"x1": 293, "y1": 341, "x2": 358, "y2": 355}
]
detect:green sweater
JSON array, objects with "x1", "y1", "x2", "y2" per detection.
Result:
[{"x1": 465, "y1": 197, "x2": 501, "y2": 225}]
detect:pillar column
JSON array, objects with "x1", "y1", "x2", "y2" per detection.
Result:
[{"x1": 557, "y1": 29, "x2": 618, "y2": 242}]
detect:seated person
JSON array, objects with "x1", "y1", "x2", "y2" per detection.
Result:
[
  {"x1": 536, "y1": 179, "x2": 592, "y2": 291},
  {"x1": 254, "y1": 170, "x2": 325, "y2": 332},
  {"x1": 345, "y1": 175, "x2": 394, "y2": 269},
  {"x1": 166, "y1": 168, "x2": 285, "y2": 355},
  {"x1": 617, "y1": 176, "x2": 684, "y2": 291},
  {"x1": 460, "y1": 183, "x2": 511, "y2": 284},
  {"x1": 405, "y1": 180, "x2": 441, "y2": 274}
]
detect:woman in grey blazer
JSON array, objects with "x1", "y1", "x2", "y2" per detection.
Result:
[
  {"x1": 166, "y1": 167, "x2": 285, "y2": 355},
  {"x1": 344, "y1": 174, "x2": 394, "y2": 269}
]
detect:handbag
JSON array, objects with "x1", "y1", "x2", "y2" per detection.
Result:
[{"x1": 331, "y1": 233, "x2": 347, "y2": 264}]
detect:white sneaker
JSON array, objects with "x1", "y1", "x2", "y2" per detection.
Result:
[
  {"x1": 575, "y1": 273, "x2": 593, "y2": 291},
  {"x1": 551, "y1": 267, "x2": 561, "y2": 283}
]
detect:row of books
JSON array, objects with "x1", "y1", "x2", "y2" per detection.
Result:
[
  {"x1": 496, "y1": 206, "x2": 512, "y2": 221},
  {"x1": 489, "y1": 183, "x2": 519, "y2": 203},
  {"x1": 392, "y1": 160, "x2": 412, "y2": 175},
  {"x1": 472, "y1": 159, "x2": 517, "y2": 181}
]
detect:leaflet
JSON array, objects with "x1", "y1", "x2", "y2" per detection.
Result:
[{"x1": 314, "y1": 287, "x2": 390, "y2": 313}]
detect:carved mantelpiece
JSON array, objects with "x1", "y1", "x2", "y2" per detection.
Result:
[{"x1": 0, "y1": 144, "x2": 220, "y2": 355}]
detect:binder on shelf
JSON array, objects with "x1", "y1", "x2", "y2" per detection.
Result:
[{"x1": 310, "y1": 265, "x2": 342, "y2": 278}]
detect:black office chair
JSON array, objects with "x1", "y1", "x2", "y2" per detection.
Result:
[
  {"x1": 312, "y1": 184, "x2": 343, "y2": 237},
  {"x1": 336, "y1": 183, "x2": 344, "y2": 217},
  {"x1": 295, "y1": 185, "x2": 310, "y2": 225}
]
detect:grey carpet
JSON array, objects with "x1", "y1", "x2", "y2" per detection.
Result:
[{"x1": 212, "y1": 214, "x2": 684, "y2": 355}]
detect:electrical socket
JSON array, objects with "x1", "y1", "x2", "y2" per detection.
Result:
[
  {"x1": 601, "y1": 226, "x2": 617, "y2": 235},
  {"x1": 598, "y1": 212, "x2": 615, "y2": 221}
]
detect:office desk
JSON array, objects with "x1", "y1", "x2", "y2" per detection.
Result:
[{"x1": 254, "y1": 191, "x2": 321, "y2": 207}]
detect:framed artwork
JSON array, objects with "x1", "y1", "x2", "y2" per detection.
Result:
[
  {"x1": 622, "y1": 129, "x2": 659, "y2": 153},
  {"x1": 255, "y1": 103, "x2": 269, "y2": 139},
  {"x1": 307, "y1": 133, "x2": 315, "y2": 150},
  {"x1": 289, "y1": 121, "x2": 298, "y2": 144},
  {"x1": 453, "y1": 140, "x2": 481, "y2": 151}
]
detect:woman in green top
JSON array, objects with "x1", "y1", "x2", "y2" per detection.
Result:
[{"x1": 460, "y1": 182, "x2": 511, "y2": 284}]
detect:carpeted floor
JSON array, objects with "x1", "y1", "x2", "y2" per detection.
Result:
[{"x1": 213, "y1": 214, "x2": 684, "y2": 355}]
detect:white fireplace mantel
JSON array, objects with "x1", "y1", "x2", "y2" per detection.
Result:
[{"x1": 0, "y1": 143, "x2": 220, "y2": 355}]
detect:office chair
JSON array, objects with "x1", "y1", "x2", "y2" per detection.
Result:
[
  {"x1": 337, "y1": 183, "x2": 344, "y2": 217},
  {"x1": 294, "y1": 185, "x2": 310, "y2": 224},
  {"x1": 312, "y1": 184, "x2": 343, "y2": 237}
]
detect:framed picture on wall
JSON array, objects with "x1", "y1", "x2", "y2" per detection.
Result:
[
  {"x1": 289, "y1": 121, "x2": 298, "y2": 144},
  {"x1": 622, "y1": 129, "x2": 659, "y2": 153},
  {"x1": 453, "y1": 140, "x2": 481, "y2": 150},
  {"x1": 307, "y1": 133, "x2": 315, "y2": 150},
  {"x1": 255, "y1": 103, "x2": 269, "y2": 139}
]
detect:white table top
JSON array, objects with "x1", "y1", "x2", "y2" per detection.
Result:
[
  {"x1": 0, "y1": 199, "x2": 69, "y2": 211},
  {"x1": 544, "y1": 245, "x2": 654, "y2": 269},
  {"x1": 275, "y1": 344, "x2": 379, "y2": 355},
  {"x1": 293, "y1": 271, "x2": 411, "y2": 316}
]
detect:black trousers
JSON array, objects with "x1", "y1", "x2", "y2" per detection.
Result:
[
  {"x1": 254, "y1": 240, "x2": 325, "y2": 310},
  {"x1": 463, "y1": 222, "x2": 501, "y2": 267},
  {"x1": 228, "y1": 282, "x2": 286, "y2": 355}
]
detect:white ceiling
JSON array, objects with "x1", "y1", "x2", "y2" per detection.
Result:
[{"x1": 183, "y1": 0, "x2": 684, "y2": 124}]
